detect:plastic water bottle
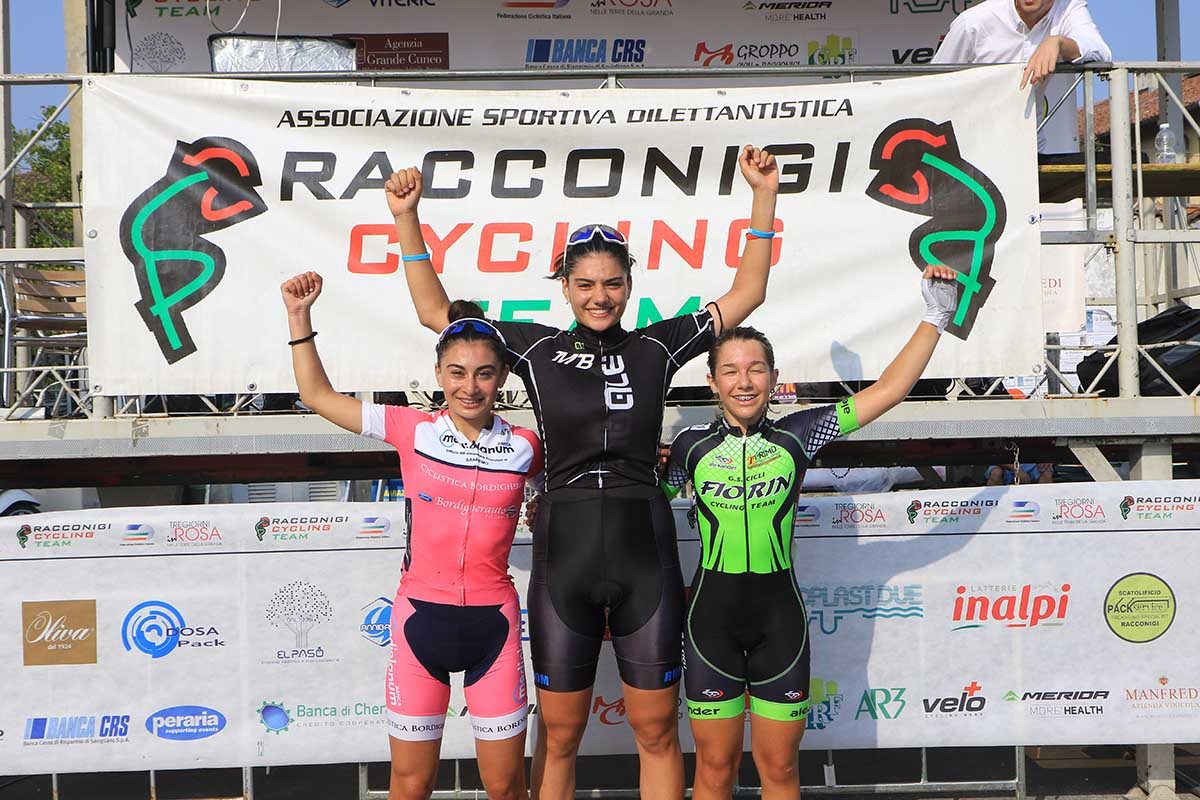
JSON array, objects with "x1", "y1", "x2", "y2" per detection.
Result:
[{"x1": 1154, "y1": 123, "x2": 1177, "y2": 164}]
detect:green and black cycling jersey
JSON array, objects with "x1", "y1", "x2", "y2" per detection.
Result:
[
  {"x1": 662, "y1": 398, "x2": 860, "y2": 721},
  {"x1": 662, "y1": 398, "x2": 859, "y2": 575}
]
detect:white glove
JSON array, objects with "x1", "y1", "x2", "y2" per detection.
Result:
[{"x1": 921, "y1": 276, "x2": 958, "y2": 334}]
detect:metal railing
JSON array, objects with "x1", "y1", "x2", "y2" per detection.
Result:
[
  {"x1": 0, "y1": 62, "x2": 1197, "y2": 419},
  {"x1": 5, "y1": 58, "x2": 1197, "y2": 800}
]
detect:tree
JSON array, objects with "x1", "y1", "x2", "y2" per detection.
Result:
[
  {"x1": 12, "y1": 105, "x2": 73, "y2": 249},
  {"x1": 132, "y1": 32, "x2": 187, "y2": 74},
  {"x1": 265, "y1": 580, "x2": 333, "y2": 648}
]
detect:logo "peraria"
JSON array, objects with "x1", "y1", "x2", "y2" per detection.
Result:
[{"x1": 146, "y1": 705, "x2": 226, "y2": 740}]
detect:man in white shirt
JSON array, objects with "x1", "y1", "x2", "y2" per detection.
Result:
[{"x1": 932, "y1": 0, "x2": 1111, "y2": 153}]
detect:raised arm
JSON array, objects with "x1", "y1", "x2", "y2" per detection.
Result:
[
  {"x1": 385, "y1": 167, "x2": 451, "y2": 332},
  {"x1": 281, "y1": 271, "x2": 362, "y2": 433},
  {"x1": 851, "y1": 265, "x2": 958, "y2": 428},
  {"x1": 709, "y1": 145, "x2": 778, "y2": 333}
]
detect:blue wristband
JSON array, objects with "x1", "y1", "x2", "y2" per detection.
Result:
[
  {"x1": 402, "y1": 252, "x2": 431, "y2": 263},
  {"x1": 746, "y1": 227, "x2": 775, "y2": 239}
]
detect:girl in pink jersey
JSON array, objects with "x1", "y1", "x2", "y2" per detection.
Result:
[{"x1": 282, "y1": 272, "x2": 542, "y2": 800}]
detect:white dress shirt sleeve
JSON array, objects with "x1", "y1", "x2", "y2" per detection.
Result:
[
  {"x1": 1056, "y1": 1, "x2": 1111, "y2": 63},
  {"x1": 930, "y1": 14, "x2": 976, "y2": 64}
]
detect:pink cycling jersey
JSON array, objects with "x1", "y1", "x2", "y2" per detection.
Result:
[
  {"x1": 361, "y1": 402, "x2": 541, "y2": 605},
  {"x1": 362, "y1": 402, "x2": 540, "y2": 742}
]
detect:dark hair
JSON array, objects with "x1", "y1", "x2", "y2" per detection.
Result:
[
  {"x1": 548, "y1": 235, "x2": 636, "y2": 281},
  {"x1": 435, "y1": 299, "x2": 506, "y2": 365},
  {"x1": 707, "y1": 326, "x2": 776, "y2": 374}
]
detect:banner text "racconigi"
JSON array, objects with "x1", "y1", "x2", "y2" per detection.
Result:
[
  {"x1": 277, "y1": 144, "x2": 852, "y2": 275},
  {"x1": 279, "y1": 143, "x2": 853, "y2": 202}
]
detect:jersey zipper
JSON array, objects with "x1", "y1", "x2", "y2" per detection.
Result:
[
  {"x1": 742, "y1": 435, "x2": 750, "y2": 571},
  {"x1": 599, "y1": 339, "x2": 606, "y2": 489},
  {"x1": 461, "y1": 458, "x2": 478, "y2": 606}
]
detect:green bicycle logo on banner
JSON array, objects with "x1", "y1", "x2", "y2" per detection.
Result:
[
  {"x1": 865, "y1": 118, "x2": 1008, "y2": 340},
  {"x1": 119, "y1": 137, "x2": 267, "y2": 364}
]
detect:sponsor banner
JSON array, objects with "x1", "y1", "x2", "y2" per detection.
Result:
[
  {"x1": 1040, "y1": 200, "x2": 1087, "y2": 333},
  {"x1": 3, "y1": 480, "x2": 1200, "y2": 774},
  {"x1": 777, "y1": 479, "x2": 1200, "y2": 748},
  {"x1": 6, "y1": 505, "x2": 398, "y2": 558},
  {"x1": 115, "y1": 0, "x2": 964, "y2": 75},
  {"x1": 113, "y1": 0, "x2": 1080, "y2": 152},
  {"x1": 83, "y1": 66, "x2": 1042, "y2": 394}
]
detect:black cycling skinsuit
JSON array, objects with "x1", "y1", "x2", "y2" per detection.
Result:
[
  {"x1": 662, "y1": 401, "x2": 858, "y2": 721},
  {"x1": 495, "y1": 310, "x2": 714, "y2": 691}
]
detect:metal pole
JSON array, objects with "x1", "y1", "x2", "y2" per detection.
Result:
[
  {"x1": 1131, "y1": 438, "x2": 1178, "y2": 800},
  {"x1": 0, "y1": 85, "x2": 80, "y2": 187},
  {"x1": 64, "y1": 0, "x2": 87, "y2": 248},
  {"x1": 1044, "y1": 333, "x2": 1061, "y2": 394},
  {"x1": 1155, "y1": 0, "x2": 1185, "y2": 146},
  {"x1": 12, "y1": 202, "x2": 26, "y2": 398},
  {"x1": 1155, "y1": 1, "x2": 1185, "y2": 320},
  {"x1": 1082, "y1": 70, "x2": 1097, "y2": 231},
  {"x1": 0, "y1": 0, "x2": 12, "y2": 255},
  {"x1": 13, "y1": 62, "x2": 1200, "y2": 86},
  {"x1": 0, "y1": 0, "x2": 10, "y2": 410},
  {"x1": 1108, "y1": 67, "x2": 1141, "y2": 398},
  {"x1": 358, "y1": 762, "x2": 371, "y2": 800},
  {"x1": 1035, "y1": 73, "x2": 1084, "y2": 134},
  {"x1": 1015, "y1": 745, "x2": 1027, "y2": 800}
]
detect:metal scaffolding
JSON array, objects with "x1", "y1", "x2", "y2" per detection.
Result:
[{"x1": 0, "y1": 33, "x2": 1197, "y2": 800}]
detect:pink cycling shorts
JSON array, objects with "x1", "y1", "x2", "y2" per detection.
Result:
[{"x1": 385, "y1": 588, "x2": 528, "y2": 742}]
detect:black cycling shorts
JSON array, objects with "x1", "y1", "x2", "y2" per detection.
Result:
[
  {"x1": 683, "y1": 568, "x2": 811, "y2": 722},
  {"x1": 528, "y1": 486, "x2": 684, "y2": 692}
]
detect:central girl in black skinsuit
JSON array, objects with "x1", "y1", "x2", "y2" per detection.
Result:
[
  {"x1": 496, "y1": 235, "x2": 714, "y2": 694},
  {"x1": 385, "y1": 145, "x2": 779, "y2": 800}
]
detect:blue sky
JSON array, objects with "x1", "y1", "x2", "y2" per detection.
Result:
[{"x1": 7, "y1": 0, "x2": 1199, "y2": 129}]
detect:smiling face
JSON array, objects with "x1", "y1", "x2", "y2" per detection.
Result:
[
  {"x1": 707, "y1": 338, "x2": 779, "y2": 432},
  {"x1": 434, "y1": 339, "x2": 507, "y2": 432},
  {"x1": 561, "y1": 252, "x2": 632, "y2": 332}
]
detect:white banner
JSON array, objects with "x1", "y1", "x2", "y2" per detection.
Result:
[
  {"x1": 3, "y1": 480, "x2": 1199, "y2": 774},
  {"x1": 1040, "y1": 200, "x2": 1087, "y2": 333},
  {"x1": 84, "y1": 67, "x2": 1042, "y2": 395},
  {"x1": 115, "y1": 0, "x2": 1082, "y2": 153},
  {"x1": 117, "y1": 0, "x2": 963, "y2": 75}
]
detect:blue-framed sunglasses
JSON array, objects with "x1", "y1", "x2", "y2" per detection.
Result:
[
  {"x1": 437, "y1": 317, "x2": 507, "y2": 347},
  {"x1": 566, "y1": 224, "x2": 628, "y2": 249}
]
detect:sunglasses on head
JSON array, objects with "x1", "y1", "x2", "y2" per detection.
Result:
[
  {"x1": 437, "y1": 318, "x2": 507, "y2": 347},
  {"x1": 566, "y1": 224, "x2": 628, "y2": 249}
]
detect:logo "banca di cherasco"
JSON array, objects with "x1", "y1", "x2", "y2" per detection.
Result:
[
  {"x1": 119, "y1": 137, "x2": 267, "y2": 364},
  {"x1": 866, "y1": 118, "x2": 1007, "y2": 340}
]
